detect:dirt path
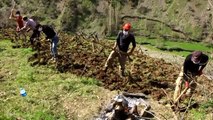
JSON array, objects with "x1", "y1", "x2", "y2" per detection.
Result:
[{"x1": 139, "y1": 46, "x2": 213, "y2": 80}]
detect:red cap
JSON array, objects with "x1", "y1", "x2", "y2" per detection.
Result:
[{"x1": 123, "y1": 23, "x2": 131, "y2": 30}]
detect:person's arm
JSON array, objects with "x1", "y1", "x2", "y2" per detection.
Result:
[
  {"x1": 183, "y1": 54, "x2": 193, "y2": 80},
  {"x1": 19, "y1": 22, "x2": 28, "y2": 32},
  {"x1": 128, "y1": 35, "x2": 136, "y2": 55},
  {"x1": 9, "y1": 9, "x2": 16, "y2": 20},
  {"x1": 113, "y1": 32, "x2": 121, "y2": 50},
  {"x1": 198, "y1": 55, "x2": 209, "y2": 75},
  {"x1": 183, "y1": 60, "x2": 189, "y2": 76}
]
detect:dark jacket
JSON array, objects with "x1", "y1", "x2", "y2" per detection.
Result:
[
  {"x1": 183, "y1": 54, "x2": 209, "y2": 76},
  {"x1": 116, "y1": 31, "x2": 136, "y2": 52},
  {"x1": 42, "y1": 25, "x2": 56, "y2": 39}
]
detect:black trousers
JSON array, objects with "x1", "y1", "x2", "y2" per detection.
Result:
[{"x1": 30, "y1": 30, "x2": 40, "y2": 45}]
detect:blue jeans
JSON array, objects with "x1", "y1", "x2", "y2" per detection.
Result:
[{"x1": 51, "y1": 35, "x2": 59, "y2": 58}]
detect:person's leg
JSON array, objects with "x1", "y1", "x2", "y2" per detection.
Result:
[
  {"x1": 30, "y1": 30, "x2": 37, "y2": 46},
  {"x1": 174, "y1": 69, "x2": 184, "y2": 102},
  {"x1": 185, "y1": 77, "x2": 197, "y2": 97},
  {"x1": 22, "y1": 32, "x2": 27, "y2": 44},
  {"x1": 118, "y1": 53, "x2": 127, "y2": 76},
  {"x1": 51, "y1": 35, "x2": 59, "y2": 59},
  {"x1": 17, "y1": 30, "x2": 27, "y2": 44},
  {"x1": 104, "y1": 50, "x2": 118, "y2": 72}
]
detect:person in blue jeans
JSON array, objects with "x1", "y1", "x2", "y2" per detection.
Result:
[{"x1": 36, "y1": 24, "x2": 59, "y2": 62}]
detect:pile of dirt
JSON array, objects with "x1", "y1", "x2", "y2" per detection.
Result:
[
  {"x1": 2, "y1": 29, "x2": 213, "y2": 119},
  {"x1": 23, "y1": 31, "x2": 182, "y2": 101},
  {"x1": 1, "y1": 29, "x2": 211, "y2": 102}
]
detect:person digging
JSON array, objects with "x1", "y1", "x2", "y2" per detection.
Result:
[
  {"x1": 19, "y1": 16, "x2": 39, "y2": 47},
  {"x1": 36, "y1": 24, "x2": 59, "y2": 62},
  {"x1": 9, "y1": 9, "x2": 24, "y2": 32},
  {"x1": 173, "y1": 51, "x2": 209, "y2": 105},
  {"x1": 104, "y1": 23, "x2": 136, "y2": 76},
  {"x1": 9, "y1": 9, "x2": 26, "y2": 42}
]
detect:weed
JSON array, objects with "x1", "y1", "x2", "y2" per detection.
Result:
[
  {"x1": 81, "y1": 77, "x2": 101, "y2": 86},
  {"x1": 189, "y1": 109, "x2": 206, "y2": 120}
]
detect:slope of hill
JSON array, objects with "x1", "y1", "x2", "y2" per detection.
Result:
[
  {"x1": 1, "y1": 0, "x2": 213, "y2": 43},
  {"x1": 1, "y1": 29, "x2": 213, "y2": 119}
]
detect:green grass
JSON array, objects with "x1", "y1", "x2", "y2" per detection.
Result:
[
  {"x1": 188, "y1": 99, "x2": 213, "y2": 120},
  {"x1": 189, "y1": 109, "x2": 206, "y2": 120},
  {"x1": 106, "y1": 36, "x2": 213, "y2": 57},
  {"x1": 136, "y1": 37, "x2": 213, "y2": 57},
  {"x1": 0, "y1": 40, "x2": 109, "y2": 120}
]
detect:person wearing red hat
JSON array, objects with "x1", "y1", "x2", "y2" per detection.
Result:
[
  {"x1": 104, "y1": 23, "x2": 136, "y2": 76},
  {"x1": 173, "y1": 51, "x2": 209, "y2": 103}
]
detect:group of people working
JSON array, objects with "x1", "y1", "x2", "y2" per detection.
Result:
[
  {"x1": 9, "y1": 9, "x2": 209, "y2": 104},
  {"x1": 9, "y1": 9, "x2": 59, "y2": 62},
  {"x1": 104, "y1": 23, "x2": 209, "y2": 104}
]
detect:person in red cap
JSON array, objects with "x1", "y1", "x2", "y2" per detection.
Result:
[
  {"x1": 173, "y1": 51, "x2": 209, "y2": 103},
  {"x1": 104, "y1": 23, "x2": 136, "y2": 76}
]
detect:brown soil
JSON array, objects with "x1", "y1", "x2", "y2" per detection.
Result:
[
  {"x1": 2, "y1": 29, "x2": 212, "y2": 102},
  {"x1": 25, "y1": 31, "x2": 183, "y2": 101}
]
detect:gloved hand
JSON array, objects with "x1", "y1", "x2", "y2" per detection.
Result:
[{"x1": 185, "y1": 81, "x2": 189, "y2": 88}]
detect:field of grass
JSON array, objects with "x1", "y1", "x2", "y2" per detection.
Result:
[
  {"x1": 0, "y1": 38, "x2": 212, "y2": 119},
  {"x1": 106, "y1": 36, "x2": 213, "y2": 57},
  {"x1": 136, "y1": 37, "x2": 213, "y2": 57},
  {"x1": 0, "y1": 40, "x2": 115, "y2": 120}
]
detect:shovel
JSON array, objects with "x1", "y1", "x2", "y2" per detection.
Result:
[{"x1": 174, "y1": 87, "x2": 189, "y2": 104}]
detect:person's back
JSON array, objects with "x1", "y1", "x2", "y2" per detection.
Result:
[
  {"x1": 25, "y1": 18, "x2": 37, "y2": 30},
  {"x1": 19, "y1": 17, "x2": 39, "y2": 46},
  {"x1": 41, "y1": 25, "x2": 56, "y2": 39},
  {"x1": 183, "y1": 51, "x2": 209, "y2": 76}
]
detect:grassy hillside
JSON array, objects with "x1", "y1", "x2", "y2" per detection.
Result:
[
  {"x1": 0, "y1": 40, "x2": 116, "y2": 119},
  {"x1": 1, "y1": 0, "x2": 213, "y2": 43},
  {"x1": 0, "y1": 38, "x2": 212, "y2": 119},
  {"x1": 137, "y1": 36, "x2": 213, "y2": 57}
]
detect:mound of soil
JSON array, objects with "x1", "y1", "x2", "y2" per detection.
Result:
[
  {"x1": 25, "y1": 32, "x2": 182, "y2": 100},
  {"x1": 2, "y1": 29, "x2": 211, "y2": 101}
]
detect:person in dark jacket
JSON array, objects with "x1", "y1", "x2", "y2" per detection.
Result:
[
  {"x1": 36, "y1": 24, "x2": 59, "y2": 62},
  {"x1": 173, "y1": 51, "x2": 209, "y2": 103},
  {"x1": 104, "y1": 23, "x2": 136, "y2": 76}
]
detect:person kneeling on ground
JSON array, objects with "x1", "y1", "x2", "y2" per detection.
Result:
[
  {"x1": 104, "y1": 23, "x2": 136, "y2": 76},
  {"x1": 173, "y1": 51, "x2": 209, "y2": 103},
  {"x1": 36, "y1": 24, "x2": 59, "y2": 62}
]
